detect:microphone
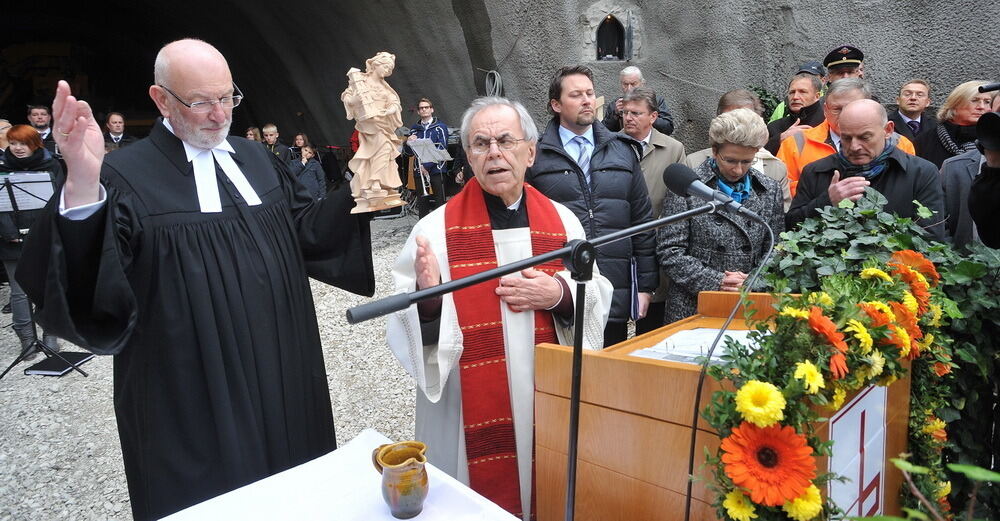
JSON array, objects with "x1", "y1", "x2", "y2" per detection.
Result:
[
  {"x1": 978, "y1": 82, "x2": 1000, "y2": 93},
  {"x1": 662, "y1": 162, "x2": 765, "y2": 222}
]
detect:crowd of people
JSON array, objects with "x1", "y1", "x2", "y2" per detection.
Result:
[{"x1": 1, "y1": 37, "x2": 998, "y2": 521}]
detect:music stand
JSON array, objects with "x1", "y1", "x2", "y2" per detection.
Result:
[{"x1": 0, "y1": 172, "x2": 89, "y2": 380}]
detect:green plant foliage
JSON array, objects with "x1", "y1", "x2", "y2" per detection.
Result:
[
  {"x1": 763, "y1": 191, "x2": 1000, "y2": 517},
  {"x1": 748, "y1": 85, "x2": 782, "y2": 119}
]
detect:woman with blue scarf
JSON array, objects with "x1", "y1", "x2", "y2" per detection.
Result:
[{"x1": 656, "y1": 108, "x2": 784, "y2": 324}]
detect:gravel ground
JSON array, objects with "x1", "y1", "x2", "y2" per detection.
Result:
[{"x1": 0, "y1": 215, "x2": 419, "y2": 520}]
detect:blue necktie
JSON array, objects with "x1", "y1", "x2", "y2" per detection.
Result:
[
  {"x1": 572, "y1": 135, "x2": 591, "y2": 182},
  {"x1": 907, "y1": 120, "x2": 920, "y2": 135}
]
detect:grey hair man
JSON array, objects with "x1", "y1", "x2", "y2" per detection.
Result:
[
  {"x1": 619, "y1": 86, "x2": 686, "y2": 334},
  {"x1": 20, "y1": 38, "x2": 374, "y2": 520},
  {"x1": 387, "y1": 96, "x2": 612, "y2": 520},
  {"x1": 787, "y1": 99, "x2": 945, "y2": 240},
  {"x1": 602, "y1": 65, "x2": 676, "y2": 135}
]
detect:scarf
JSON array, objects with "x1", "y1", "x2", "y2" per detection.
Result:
[
  {"x1": 936, "y1": 121, "x2": 979, "y2": 156},
  {"x1": 1, "y1": 146, "x2": 52, "y2": 172},
  {"x1": 835, "y1": 134, "x2": 897, "y2": 180},
  {"x1": 444, "y1": 178, "x2": 566, "y2": 519},
  {"x1": 710, "y1": 158, "x2": 752, "y2": 203}
]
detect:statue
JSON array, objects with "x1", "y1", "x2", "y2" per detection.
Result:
[{"x1": 341, "y1": 52, "x2": 407, "y2": 213}]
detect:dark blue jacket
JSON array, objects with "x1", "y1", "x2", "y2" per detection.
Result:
[
  {"x1": 403, "y1": 118, "x2": 449, "y2": 174},
  {"x1": 526, "y1": 118, "x2": 657, "y2": 323}
]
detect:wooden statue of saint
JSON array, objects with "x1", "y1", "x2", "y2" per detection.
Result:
[{"x1": 341, "y1": 51, "x2": 407, "y2": 213}]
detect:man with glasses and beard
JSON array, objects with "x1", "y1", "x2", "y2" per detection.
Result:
[{"x1": 17, "y1": 38, "x2": 374, "y2": 520}]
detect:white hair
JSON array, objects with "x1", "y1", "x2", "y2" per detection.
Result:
[
  {"x1": 460, "y1": 97, "x2": 538, "y2": 149},
  {"x1": 708, "y1": 108, "x2": 768, "y2": 149},
  {"x1": 620, "y1": 66, "x2": 643, "y2": 81}
]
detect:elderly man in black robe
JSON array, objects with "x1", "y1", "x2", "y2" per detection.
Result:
[{"x1": 17, "y1": 39, "x2": 374, "y2": 520}]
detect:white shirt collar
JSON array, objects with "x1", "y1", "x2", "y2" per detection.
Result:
[
  {"x1": 162, "y1": 118, "x2": 261, "y2": 212},
  {"x1": 507, "y1": 193, "x2": 523, "y2": 211}
]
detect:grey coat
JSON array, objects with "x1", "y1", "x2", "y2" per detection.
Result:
[
  {"x1": 940, "y1": 149, "x2": 982, "y2": 248},
  {"x1": 656, "y1": 159, "x2": 784, "y2": 324}
]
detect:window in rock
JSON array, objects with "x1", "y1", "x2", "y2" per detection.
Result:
[{"x1": 596, "y1": 15, "x2": 625, "y2": 60}]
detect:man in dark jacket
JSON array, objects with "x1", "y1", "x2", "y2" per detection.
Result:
[
  {"x1": 888, "y1": 79, "x2": 938, "y2": 143},
  {"x1": 764, "y1": 69, "x2": 825, "y2": 154},
  {"x1": 601, "y1": 65, "x2": 675, "y2": 136},
  {"x1": 262, "y1": 122, "x2": 292, "y2": 162},
  {"x1": 104, "y1": 112, "x2": 138, "y2": 148},
  {"x1": 527, "y1": 65, "x2": 657, "y2": 346},
  {"x1": 968, "y1": 111, "x2": 1000, "y2": 248},
  {"x1": 787, "y1": 99, "x2": 945, "y2": 240},
  {"x1": 402, "y1": 97, "x2": 450, "y2": 217}
]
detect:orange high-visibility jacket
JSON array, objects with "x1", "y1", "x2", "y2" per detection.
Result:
[{"x1": 777, "y1": 121, "x2": 915, "y2": 197}]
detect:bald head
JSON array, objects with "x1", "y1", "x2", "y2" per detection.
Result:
[
  {"x1": 149, "y1": 39, "x2": 235, "y2": 149},
  {"x1": 154, "y1": 39, "x2": 231, "y2": 88},
  {"x1": 838, "y1": 99, "x2": 894, "y2": 165}
]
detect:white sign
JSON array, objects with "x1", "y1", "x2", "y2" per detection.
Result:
[{"x1": 828, "y1": 385, "x2": 887, "y2": 517}]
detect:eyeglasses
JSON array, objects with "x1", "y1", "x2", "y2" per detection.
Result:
[
  {"x1": 417, "y1": 106, "x2": 433, "y2": 110},
  {"x1": 717, "y1": 156, "x2": 755, "y2": 167},
  {"x1": 622, "y1": 110, "x2": 648, "y2": 118},
  {"x1": 158, "y1": 83, "x2": 244, "y2": 113},
  {"x1": 468, "y1": 136, "x2": 527, "y2": 155}
]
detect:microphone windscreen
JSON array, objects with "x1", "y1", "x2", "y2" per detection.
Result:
[{"x1": 663, "y1": 163, "x2": 700, "y2": 197}]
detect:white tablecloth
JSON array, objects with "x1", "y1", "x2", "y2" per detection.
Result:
[{"x1": 163, "y1": 428, "x2": 519, "y2": 520}]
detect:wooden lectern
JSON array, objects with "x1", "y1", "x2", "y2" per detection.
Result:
[{"x1": 534, "y1": 292, "x2": 910, "y2": 520}]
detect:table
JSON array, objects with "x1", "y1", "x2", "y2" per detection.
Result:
[{"x1": 164, "y1": 428, "x2": 519, "y2": 520}]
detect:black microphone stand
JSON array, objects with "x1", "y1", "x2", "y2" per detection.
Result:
[{"x1": 347, "y1": 201, "x2": 722, "y2": 521}]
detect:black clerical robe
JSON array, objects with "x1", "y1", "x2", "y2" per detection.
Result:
[{"x1": 17, "y1": 120, "x2": 375, "y2": 520}]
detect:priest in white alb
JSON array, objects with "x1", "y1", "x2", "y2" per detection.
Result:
[{"x1": 387, "y1": 97, "x2": 612, "y2": 520}]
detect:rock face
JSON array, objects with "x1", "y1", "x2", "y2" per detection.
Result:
[{"x1": 5, "y1": 2, "x2": 997, "y2": 153}]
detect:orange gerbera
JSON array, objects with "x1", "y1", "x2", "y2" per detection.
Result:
[
  {"x1": 859, "y1": 303, "x2": 892, "y2": 328},
  {"x1": 889, "y1": 301, "x2": 923, "y2": 358},
  {"x1": 809, "y1": 306, "x2": 848, "y2": 352},
  {"x1": 891, "y1": 250, "x2": 940, "y2": 286},
  {"x1": 829, "y1": 353, "x2": 849, "y2": 379},
  {"x1": 889, "y1": 263, "x2": 932, "y2": 315},
  {"x1": 934, "y1": 362, "x2": 952, "y2": 377},
  {"x1": 721, "y1": 422, "x2": 817, "y2": 507}
]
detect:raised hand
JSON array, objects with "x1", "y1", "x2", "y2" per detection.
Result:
[
  {"x1": 413, "y1": 235, "x2": 441, "y2": 290},
  {"x1": 827, "y1": 170, "x2": 869, "y2": 205},
  {"x1": 496, "y1": 268, "x2": 562, "y2": 313},
  {"x1": 779, "y1": 118, "x2": 813, "y2": 142},
  {"x1": 52, "y1": 80, "x2": 104, "y2": 208}
]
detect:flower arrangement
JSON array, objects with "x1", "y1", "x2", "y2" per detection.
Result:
[{"x1": 703, "y1": 250, "x2": 957, "y2": 520}]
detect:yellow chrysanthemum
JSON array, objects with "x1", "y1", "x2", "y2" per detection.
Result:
[
  {"x1": 723, "y1": 489, "x2": 758, "y2": 521},
  {"x1": 780, "y1": 306, "x2": 810, "y2": 320},
  {"x1": 923, "y1": 417, "x2": 946, "y2": 435},
  {"x1": 864, "y1": 301, "x2": 896, "y2": 322},
  {"x1": 735, "y1": 380, "x2": 786, "y2": 428},
  {"x1": 929, "y1": 304, "x2": 943, "y2": 327},
  {"x1": 917, "y1": 333, "x2": 935, "y2": 353},
  {"x1": 807, "y1": 292, "x2": 834, "y2": 308},
  {"x1": 937, "y1": 481, "x2": 952, "y2": 500},
  {"x1": 902, "y1": 291, "x2": 919, "y2": 316},
  {"x1": 894, "y1": 326, "x2": 912, "y2": 357},
  {"x1": 828, "y1": 386, "x2": 847, "y2": 410},
  {"x1": 860, "y1": 268, "x2": 893, "y2": 283},
  {"x1": 782, "y1": 484, "x2": 823, "y2": 521},
  {"x1": 867, "y1": 351, "x2": 886, "y2": 378},
  {"x1": 844, "y1": 319, "x2": 873, "y2": 353},
  {"x1": 793, "y1": 361, "x2": 825, "y2": 394}
]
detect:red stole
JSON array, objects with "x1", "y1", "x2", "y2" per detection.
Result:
[{"x1": 444, "y1": 178, "x2": 566, "y2": 518}]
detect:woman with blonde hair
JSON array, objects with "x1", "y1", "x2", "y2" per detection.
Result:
[
  {"x1": 915, "y1": 80, "x2": 995, "y2": 167},
  {"x1": 244, "y1": 126, "x2": 262, "y2": 142},
  {"x1": 657, "y1": 108, "x2": 784, "y2": 324}
]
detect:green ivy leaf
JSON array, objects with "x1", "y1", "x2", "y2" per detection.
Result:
[
  {"x1": 891, "y1": 458, "x2": 930, "y2": 474},
  {"x1": 901, "y1": 508, "x2": 930, "y2": 520},
  {"x1": 946, "y1": 463, "x2": 1000, "y2": 482}
]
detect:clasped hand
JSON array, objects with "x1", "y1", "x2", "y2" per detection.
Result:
[{"x1": 414, "y1": 235, "x2": 562, "y2": 313}]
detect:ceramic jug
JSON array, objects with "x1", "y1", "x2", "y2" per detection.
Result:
[{"x1": 372, "y1": 440, "x2": 429, "y2": 519}]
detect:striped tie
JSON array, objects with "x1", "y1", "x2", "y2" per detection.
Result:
[{"x1": 572, "y1": 135, "x2": 591, "y2": 182}]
